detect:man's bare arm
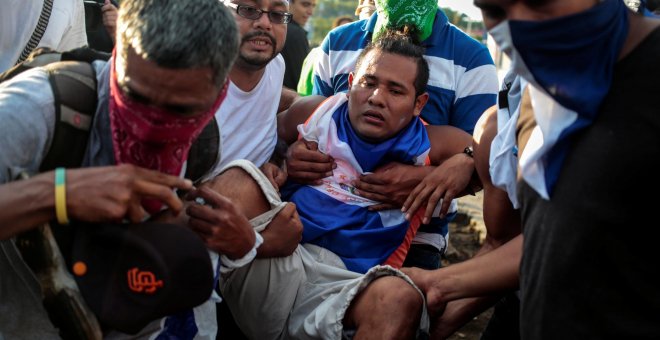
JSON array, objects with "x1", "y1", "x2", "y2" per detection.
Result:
[
  {"x1": 278, "y1": 87, "x2": 301, "y2": 114},
  {"x1": 0, "y1": 165, "x2": 192, "y2": 240},
  {"x1": 277, "y1": 95, "x2": 325, "y2": 144}
]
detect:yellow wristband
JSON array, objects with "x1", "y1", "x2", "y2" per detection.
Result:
[{"x1": 55, "y1": 168, "x2": 69, "y2": 225}]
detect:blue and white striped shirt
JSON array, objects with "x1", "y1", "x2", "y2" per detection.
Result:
[
  {"x1": 311, "y1": 9, "x2": 498, "y2": 252},
  {"x1": 312, "y1": 9, "x2": 498, "y2": 135}
]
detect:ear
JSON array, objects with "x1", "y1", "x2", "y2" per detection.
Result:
[
  {"x1": 347, "y1": 72, "x2": 355, "y2": 98},
  {"x1": 413, "y1": 92, "x2": 429, "y2": 117}
]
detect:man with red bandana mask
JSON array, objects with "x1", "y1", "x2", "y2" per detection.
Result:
[
  {"x1": 0, "y1": 0, "x2": 239, "y2": 243},
  {"x1": 0, "y1": 0, "x2": 270, "y2": 338}
]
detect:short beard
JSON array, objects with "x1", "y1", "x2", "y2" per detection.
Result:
[{"x1": 238, "y1": 31, "x2": 278, "y2": 68}]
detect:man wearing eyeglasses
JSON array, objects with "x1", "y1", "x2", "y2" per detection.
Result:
[
  {"x1": 210, "y1": 2, "x2": 304, "y2": 338},
  {"x1": 209, "y1": 1, "x2": 296, "y2": 179}
]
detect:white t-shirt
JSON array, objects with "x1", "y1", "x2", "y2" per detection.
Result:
[
  {"x1": 211, "y1": 54, "x2": 284, "y2": 172},
  {"x1": 0, "y1": 0, "x2": 87, "y2": 72}
]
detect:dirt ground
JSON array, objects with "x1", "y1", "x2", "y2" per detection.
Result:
[{"x1": 442, "y1": 192, "x2": 493, "y2": 340}]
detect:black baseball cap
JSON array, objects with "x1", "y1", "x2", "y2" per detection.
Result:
[{"x1": 63, "y1": 221, "x2": 214, "y2": 334}]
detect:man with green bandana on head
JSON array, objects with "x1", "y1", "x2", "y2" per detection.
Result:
[
  {"x1": 372, "y1": 0, "x2": 436, "y2": 41},
  {"x1": 288, "y1": 0, "x2": 499, "y2": 271}
]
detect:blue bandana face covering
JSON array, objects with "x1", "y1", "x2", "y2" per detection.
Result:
[
  {"x1": 489, "y1": 0, "x2": 630, "y2": 198},
  {"x1": 491, "y1": 0, "x2": 629, "y2": 116}
]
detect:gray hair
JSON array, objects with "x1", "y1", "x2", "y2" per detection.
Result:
[{"x1": 117, "y1": 0, "x2": 239, "y2": 86}]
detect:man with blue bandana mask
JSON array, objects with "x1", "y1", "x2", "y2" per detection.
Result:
[
  {"x1": 404, "y1": 0, "x2": 660, "y2": 338},
  {"x1": 287, "y1": 0, "x2": 499, "y2": 272}
]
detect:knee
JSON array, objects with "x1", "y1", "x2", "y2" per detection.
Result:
[
  {"x1": 369, "y1": 276, "x2": 423, "y2": 313},
  {"x1": 344, "y1": 275, "x2": 424, "y2": 334}
]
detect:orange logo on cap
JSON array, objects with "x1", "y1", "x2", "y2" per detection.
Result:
[{"x1": 127, "y1": 267, "x2": 164, "y2": 294}]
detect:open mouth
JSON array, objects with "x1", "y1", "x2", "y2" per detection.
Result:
[
  {"x1": 249, "y1": 38, "x2": 271, "y2": 45},
  {"x1": 247, "y1": 37, "x2": 272, "y2": 49},
  {"x1": 363, "y1": 110, "x2": 385, "y2": 123},
  {"x1": 242, "y1": 31, "x2": 276, "y2": 50}
]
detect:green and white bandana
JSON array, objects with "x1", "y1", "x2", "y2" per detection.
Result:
[{"x1": 373, "y1": 0, "x2": 437, "y2": 41}]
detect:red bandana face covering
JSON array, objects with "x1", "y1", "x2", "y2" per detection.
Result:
[{"x1": 108, "y1": 58, "x2": 227, "y2": 214}]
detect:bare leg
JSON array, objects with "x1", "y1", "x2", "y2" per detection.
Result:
[
  {"x1": 203, "y1": 167, "x2": 270, "y2": 220},
  {"x1": 207, "y1": 165, "x2": 301, "y2": 258},
  {"x1": 153, "y1": 167, "x2": 270, "y2": 224},
  {"x1": 344, "y1": 276, "x2": 423, "y2": 340}
]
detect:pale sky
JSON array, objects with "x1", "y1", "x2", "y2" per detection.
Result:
[{"x1": 440, "y1": 0, "x2": 483, "y2": 20}]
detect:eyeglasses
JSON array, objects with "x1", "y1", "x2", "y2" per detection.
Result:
[{"x1": 225, "y1": 3, "x2": 293, "y2": 24}]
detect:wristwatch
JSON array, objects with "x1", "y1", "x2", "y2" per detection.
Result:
[{"x1": 463, "y1": 145, "x2": 474, "y2": 158}]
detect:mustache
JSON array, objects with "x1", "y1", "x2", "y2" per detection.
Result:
[{"x1": 241, "y1": 31, "x2": 277, "y2": 47}]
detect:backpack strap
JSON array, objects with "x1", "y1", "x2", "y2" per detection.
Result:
[
  {"x1": 40, "y1": 61, "x2": 98, "y2": 172},
  {"x1": 61, "y1": 48, "x2": 112, "y2": 64},
  {"x1": 0, "y1": 47, "x2": 111, "y2": 83},
  {"x1": 498, "y1": 80, "x2": 513, "y2": 111},
  {"x1": 0, "y1": 47, "x2": 62, "y2": 82},
  {"x1": 15, "y1": 0, "x2": 54, "y2": 65}
]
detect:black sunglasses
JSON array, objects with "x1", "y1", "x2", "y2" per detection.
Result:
[{"x1": 225, "y1": 3, "x2": 293, "y2": 24}]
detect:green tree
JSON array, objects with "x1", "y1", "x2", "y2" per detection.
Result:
[
  {"x1": 308, "y1": 0, "x2": 358, "y2": 46},
  {"x1": 440, "y1": 7, "x2": 485, "y2": 42}
]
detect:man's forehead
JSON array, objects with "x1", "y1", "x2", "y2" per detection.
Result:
[
  {"x1": 358, "y1": 51, "x2": 415, "y2": 82},
  {"x1": 358, "y1": 50, "x2": 385, "y2": 72},
  {"x1": 360, "y1": 49, "x2": 397, "y2": 68}
]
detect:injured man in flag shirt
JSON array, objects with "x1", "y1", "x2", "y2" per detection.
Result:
[
  {"x1": 198, "y1": 30, "x2": 471, "y2": 339},
  {"x1": 279, "y1": 29, "x2": 476, "y2": 274},
  {"x1": 160, "y1": 30, "x2": 476, "y2": 339}
]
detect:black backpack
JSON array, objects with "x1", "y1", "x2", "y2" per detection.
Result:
[{"x1": 0, "y1": 46, "x2": 220, "y2": 179}]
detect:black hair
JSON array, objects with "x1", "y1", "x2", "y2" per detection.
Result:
[
  {"x1": 356, "y1": 27, "x2": 429, "y2": 97},
  {"x1": 333, "y1": 15, "x2": 355, "y2": 28}
]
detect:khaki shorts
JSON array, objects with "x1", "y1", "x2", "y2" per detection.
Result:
[{"x1": 218, "y1": 160, "x2": 430, "y2": 339}]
